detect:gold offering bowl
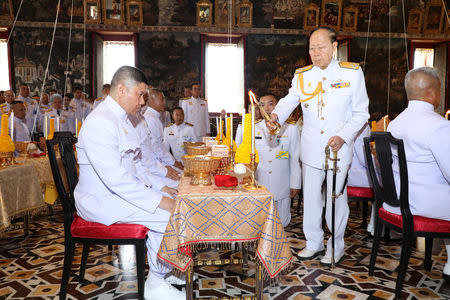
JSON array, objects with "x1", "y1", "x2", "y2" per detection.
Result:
[
  {"x1": 0, "y1": 151, "x2": 14, "y2": 167},
  {"x1": 184, "y1": 142, "x2": 211, "y2": 156},
  {"x1": 182, "y1": 155, "x2": 221, "y2": 186},
  {"x1": 15, "y1": 141, "x2": 32, "y2": 156}
]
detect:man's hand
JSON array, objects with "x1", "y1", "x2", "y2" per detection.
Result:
[
  {"x1": 161, "y1": 186, "x2": 178, "y2": 198},
  {"x1": 220, "y1": 109, "x2": 226, "y2": 118},
  {"x1": 327, "y1": 136, "x2": 345, "y2": 152},
  {"x1": 266, "y1": 113, "x2": 278, "y2": 131},
  {"x1": 158, "y1": 196, "x2": 176, "y2": 214},
  {"x1": 165, "y1": 166, "x2": 181, "y2": 180},
  {"x1": 290, "y1": 188, "x2": 300, "y2": 198},
  {"x1": 173, "y1": 161, "x2": 184, "y2": 170}
]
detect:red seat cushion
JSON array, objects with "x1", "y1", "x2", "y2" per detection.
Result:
[
  {"x1": 347, "y1": 186, "x2": 374, "y2": 199},
  {"x1": 379, "y1": 207, "x2": 450, "y2": 233},
  {"x1": 71, "y1": 215, "x2": 149, "y2": 239}
]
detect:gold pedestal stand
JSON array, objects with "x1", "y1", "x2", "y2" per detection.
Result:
[{"x1": 244, "y1": 153, "x2": 259, "y2": 190}]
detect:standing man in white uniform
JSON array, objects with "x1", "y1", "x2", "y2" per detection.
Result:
[
  {"x1": 270, "y1": 27, "x2": 369, "y2": 265},
  {"x1": 0, "y1": 90, "x2": 16, "y2": 115},
  {"x1": 180, "y1": 83, "x2": 210, "y2": 141},
  {"x1": 163, "y1": 107, "x2": 196, "y2": 162},
  {"x1": 386, "y1": 67, "x2": 450, "y2": 281},
  {"x1": 74, "y1": 66, "x2": 185, "y2": 299},
  {"x1": 70, "y1": 86, "x2": 92, "y2": 120},
  {"x1": 142, "y1": 89, "x2": 183, "y2": 170},
  {"x1": 254, "y1": 95, "x2": 301, "y2": 227},
  {"x1": 43, "y1": 94, "x2": 75, "y2": 133}
]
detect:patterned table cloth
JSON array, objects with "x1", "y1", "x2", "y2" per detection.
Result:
[{"x1": 158, "y1": 177, "x2": 292, "y2": 278}]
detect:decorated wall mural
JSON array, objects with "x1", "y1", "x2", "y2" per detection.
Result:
[
  {"x1": 11, "y1": 27, "x2": 90, "y2": 96},
  {"x1": 246, "y1": 34, "x2": 309, "y2": 99},
  {"x1": 137, "y1": 32, "x2": 201, "y2": 108}
]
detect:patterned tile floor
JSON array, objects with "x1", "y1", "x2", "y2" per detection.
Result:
[{"x1": 1, "y1": 203, "x2": 449, "y2": 300}]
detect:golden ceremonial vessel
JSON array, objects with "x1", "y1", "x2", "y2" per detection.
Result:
[
  {"x1": 15, "y1": 141, "x2": 32, "y2": 157},
  {"x1": 182, "y1": 155, "x2": 221, "y2": 186},
  {"x1": 184, "y1": 142, "x2": 211, "y2": 156}
]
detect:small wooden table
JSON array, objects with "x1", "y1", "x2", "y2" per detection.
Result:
[{"x1": 158, "y1": 177, "x2": 292, "y2": 299}]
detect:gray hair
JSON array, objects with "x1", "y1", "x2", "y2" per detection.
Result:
[
  {"x1": 404, "y1": 67, "x2": 440, "y2": 100},
  {"x1": 148, "y1": 88, "x2": 164, "y2": 101},
  {"x1": 50, "y1": 93, "x2": 62, "y2": 103},
  {"x1": 111, "y1": 66, "x2": 148, "y2": 91}
]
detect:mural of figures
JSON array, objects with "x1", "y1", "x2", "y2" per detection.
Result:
[
  {"x1": 246, "y1": 34, "x2": 308, "y2": 99},
  {"x1": 12, "y1": 27, "x2": 90, "y2": 96},
  {"x1": 13, "y1": 0, "x2": 84, "y2": 23},
  {"x1": 158, "y1": 0, "x2": 195, "y2": 25},
  {"x1": 138, "y1": 32, "x2": 201, "y2": 107},
  {"x1": 351, "y1": 37, "x2": 409, "y2": 118}
]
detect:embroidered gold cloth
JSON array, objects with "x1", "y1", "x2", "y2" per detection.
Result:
[{"x1": 158, "y1": 177, "x2": 292, "y2": 278}]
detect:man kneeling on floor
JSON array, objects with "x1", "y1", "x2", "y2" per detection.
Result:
[{"x1": 74, "y1": 65, "x2": 185, "y2": 299}]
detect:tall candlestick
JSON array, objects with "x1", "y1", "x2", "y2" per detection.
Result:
[
  {"x1": 216, "y1": 116, "x2": 219, "y2": 135},
  {"x1": 10, "y1": 112, "x2": 14, "y2": 139},
  {"x1": 230, "y1": 114, "x2": 233, "y2": 147},
  {"x1": 44, "y1": 115, "x2": 48, "y2": 139},
  {"x1": 219, "y1": 115, "x2": 222, "y2": 141},
  {"x1": 251, "y1": 103, "x2": 255, "y2": 155},
  {"x1": 241, "y1": 109, "x2": 245, "y2": 128},
  {"x1": 75, "y1": 118, "x2": 78, "y2": 137},
  {"x1": 56, "y1": 116, "x2": 60, "y2": 132}
]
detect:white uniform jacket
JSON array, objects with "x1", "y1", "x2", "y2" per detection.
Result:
[
  {"x1": 74, "y1": 96, "x2": 164, "y2": 226},
  {"x1": 272, "y1": 59, "x2": 369, "y2": 169},
  {"x1": 163, "y1": 122, "x2": 196, "y2": 162},
  {"x1": 43, "y1": 108, "x2": 75, "y2": 133},
  {"x1": 70, "y1": 98, "x2": 92, "y2": 120},
  {"x1": 142, "y1": 107, "x2": 176, "y2": 166},
  {"x1": 347, "y1": 123, "x2": 372, "y2": 187},
  {"x1": 387, "y1": 101, "x2": 450, "y2": 221},
  {"x1": 254, "y1": 120, "x2": 302, "y2": 200},
  {"x1": 180, "y1": 96, "x2": 210, "y2": 138},
  {"x1": 9, "y1": 116, "x2": 31, "y2": 142}
]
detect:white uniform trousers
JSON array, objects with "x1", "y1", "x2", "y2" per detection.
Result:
[
  {"x1": 302, "y1": 163, "x2": 349, "y2": 257},
  {"x1": 276, "y1": 197, "x2": 292, "y2": 227},
  {"x1": 118, "y1": 207, "x2": 171, "y2": 278}
]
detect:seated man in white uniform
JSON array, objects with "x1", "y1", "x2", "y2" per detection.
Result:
[
  {"x1": 74, "y1": 66, "x2": 185, "y2": 299},
  {"x1": 386, "y1": 67, "x2": 450, "y2": 281},
  {"x1": 237, "y1": 95, "x2": 301, "y2": 227},
  {"x1": 8, "y1": 101, "x2": 31, "y2": 142},
  {"x1": 142, "y1": 88, "x2": 183, "y2": 170},
  {"x1": 163, "y1": 107, "x2": 196, "y2": 162}
]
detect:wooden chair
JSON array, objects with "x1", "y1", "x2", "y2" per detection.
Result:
[
  {"x1": 46, "y1": 132, "x2": 149, "y2": 300},
  {"x1": 364, "y1": 132, "x2": 450, "y2": 298},
  {"x1": 347, "y1": 186, "x2": 374, "y2": 229}
]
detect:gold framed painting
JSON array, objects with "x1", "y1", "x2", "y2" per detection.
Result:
[
  {"x1": 215, "y1": 0, "x2": 234, "y2": 27},
  {"x1": 102, "y1": 0, "x2": 124, "y2": 25},
  {"x1": 407, "y1": 7, "x2": 422, "y2": 33},
  {"x1": 197, "y1": 0, "x2": 213, "y2": 27},
  {"x1": 127, "y1": 1, "x2": 143, "y2": 25},
  {"x1": 236, "y1": 0, "x2": 252, "y2": 27},
  {"x1": 321, "y1": 0, "x2": 342, "y2": 30},
  {"x1": 84, "y1": 0, "x2": 101, "y2": 24},
  {"x1": 0, "y1": 0, "x2": 13, "y2": 20},
  {"x1": 342, "y1": 5, "x2": 358, "y2": 32},
  {"x1": 423, "y1": 0, "x2": 444, "y2": 34},
  {"x1": 304, "y1": 3, "x2": 320, "y2": 31}
]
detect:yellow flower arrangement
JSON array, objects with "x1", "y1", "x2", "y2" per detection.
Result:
[
  {"x1": 0, "y1": 114, "x2": 15, "y2": 152},
  {"x1": 235, "y1": 113, "x2": 259, "y2": 164},
  {"x1": 221, "y1": 116, "x2": 237, "y2": 151}
]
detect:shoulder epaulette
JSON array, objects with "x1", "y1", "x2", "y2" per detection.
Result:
[
  {"x1": 295, "y1": 65, "x2": 313, "y2": 74},
  {"x1": 255, "y1": 119, "x2": 263, "y2": 124},
  {"x1": 46, "y1": 108, "x2": 52, "y2": 112},
  {"x1": 185, "y1": 122, "x2": 193, "y2": 127},
  {"x1": 95, "y1": 97, "x2": 102, "y2": 102},
  {"x1": 339, "y1": 61, "x2": 360, "y2": 70},
  {"x1": 165, "y1": 122, "x2": 174, "y2": 128},
  {"x1": 0, "y1": 103, "x2": 6, "y2": 107},
  {"x1": 180, "y1": 97, "x2": 190, "y2": 101},
  {"x1": 286, "y1": 119, "x2": 297, "y2": 125}
]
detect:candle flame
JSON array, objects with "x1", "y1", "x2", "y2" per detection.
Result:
[
  {"x1": 445, "y1": 110, "x2": 450, "y2": 120},
  {"x1": 248, "y1": 90, "x2": 258, "y2": 105}
]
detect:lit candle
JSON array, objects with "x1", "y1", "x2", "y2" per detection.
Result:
[
  {"x1": 56, "y1": 116, "x2": 60, "y2": 132},
  {"x1": 44, "y1": 115, "x2": 48, "y2": 139},
  {"x1": 219, "y1": 115, "x2": 222, "y2": 140},
  {"x1": 75, "y1": 118, "x2": 78, "y2": 137},
  {"x1": 445, "y1": 110, "x2": 450, "y2": 120},
  {"x1": 251, "y1": 103, "x2": 255, "y2": 155},
  {"x1": 230, "y1": 114, "x2": 233, "y2": 147},
  {"x1": 216, "y1": 116, "x2": 219, "y2": 135},
  {"x1": 371, "y1": 121, "x2": 376, "y2": 132},
  {"x1": 241, "y1": 108, "x2": 245, "y2": 128},
  {"x1": 10, "y1": 111, "x2": 14, "y2": 139}
]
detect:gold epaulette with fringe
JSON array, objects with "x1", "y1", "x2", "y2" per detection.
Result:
[
  {"x1": 180, "y1": 97, "x2": 190, "y2": 101},
  {"x1": 185, "y1": 122, "x2": 193, "y2": 127},
  {"x1": 165, "y1": 122, "x2": 174, "y2": 128},
  {"x1": 295, "y1": 65, "x2": 313, "y2": 74},
  {"x1": 255, "y1": 119, "x2": 263, "y2": 124},
  {"x1": 286, "y1": 119, "x2": 297, "y2": 125},
  {"x1": 95, "y1": 97, "x2": 103, "y2": 102},
  {"x1": 339, "y1": 61, "x2": 360, "y2": 70}
]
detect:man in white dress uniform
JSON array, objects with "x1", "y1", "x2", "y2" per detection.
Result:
[
  {"x1": 163, "y1": 107, "x2": 196, "y2": 162},
  {"x1": 43, "y1": 94, "x2": 75, "y2": 133},
  {"x1": 386, "y1": 67, "x2": 450, "y2": 281},
  {"x1": 142, "y1": 89, "x2": 183, "y2": 170},
  {"x1": 254, "y1": 95, "x2": 301, "y2": 227},
  {"x1": 74, "y1": 66, "x2": 185, "y2": 299},
  {"x1": 270, "y1": 27, "x2": 369, "y2": 265},
  {"x1": 179, "y1": 83, "x2": 210, "y2": 141}
]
